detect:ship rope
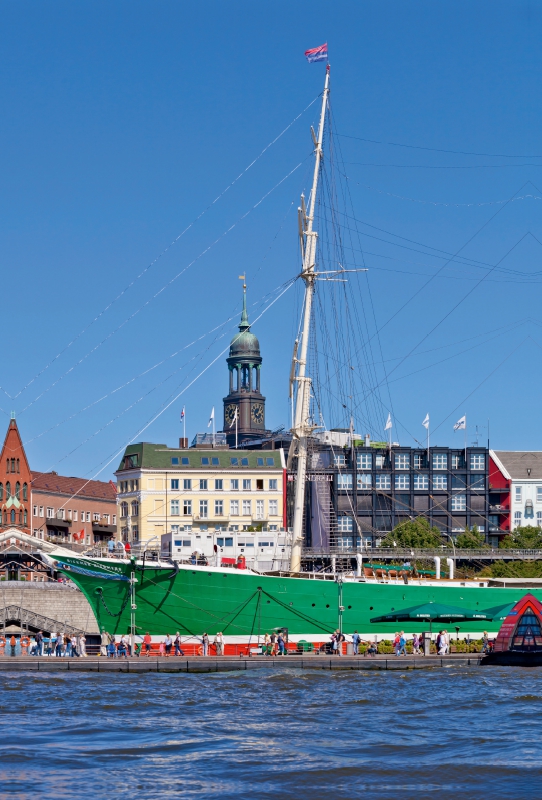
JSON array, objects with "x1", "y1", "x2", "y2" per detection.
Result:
[{"x1": 260, "y1": 587, "x2": 334, "y2": 634}]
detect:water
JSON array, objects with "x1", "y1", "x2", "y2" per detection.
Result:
[{"x1": 2, "y1": 668, "x2": 542, "y2": 798}]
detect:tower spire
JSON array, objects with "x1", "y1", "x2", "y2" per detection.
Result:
[{"x1": 239, "y1": 281, "x2": 249, "y2": 330}]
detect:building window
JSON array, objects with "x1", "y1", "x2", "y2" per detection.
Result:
[
  {"x1": 269, "y1": 500, "x2": 278, "y2": 516},
  {"x1": 199, "y1": 500, "x2": 208, "y2": 519},
  {"x1": 22, "y1": 483, "x2": 28, "y2": 501},
  {"x1": 469, "y1": 475, "x2": 485, "y2": 491},
  {"x1": 241, "y1": 458, "x2": 249, "y2": 467},
  {"x1": 104, "y1": 514, "x2": 110, "y2": 524},
  {"x1": 337, "y1": 474, "x2": 353, "y2": 490},
  {"x1": 33, "y1": 505, "x2": 38, "y2": 516},
  {"x1": 451, "y1": 495, "x2": 466, "y2": 511},
  {"x1": 230, "y1": 500, "x2": 239, "y2": 516},
  {"x1": 413, "y1": 453, "x2": 425, "y2": 469},
  {"x1": 15, "y1": 482, "x2": 20, "y2": 500},
  {"x1": 120, "y1": 502, "x2": 128, "y2": 518},
  {"x1": 451, "y1": 455, "x2": 465, "y2": 470},
  {"x1": 395, "y1": 454, "x2": 409, "y2": 470},
  {"x1": 334, "y1": 454, "x2": 346, "y2": 467},
  {"x1": 230, "y1": 458, "x2": 238, "y2": 466},
  {"x1": 375, "y1": 454, "x2": 386, "y2": 469},
  {"x1": 375, "y1": 475, "x2": 391, "y2": 490},
  {"x1": 242, "y1": 500, "x2": 251, "y2": 516},
  {"x1": 183, "y1": 500, "x2": 192, "y2": 516},
  {"x1": 395, "y1": 474, "x2": 410, "y2": 490},
  {"x1": 129, "y1": 501, "x2": 138, "y2": 516},
  {"x1": 433, "y1": 453, "x2": 447, "y2": 470},
  {"x1": 433, "y1": 475, "x2": 448, "y2": 490},
  {"x1": 514, "y1": 511, "x2": 522, "y2": 528},
  {"x1": 537, "y1": 511, "x2": 542, "y2": 527},
  {"x1": 199, "y1": 479, "x2": 208, "y2": 491},
  {"x1": 5, "y1": 482, "x2": 10, "y2": 499},
  {"x1": 215, "y1": 500, "x2": 224, "y2": 516},
  {"x1": 201, "y1": 457, "x2": 209, "y2": 466},
  {"x1": 215, "y1": 479, "x2": 223, "y2": 491},
  {"x1": 0, "y1": 483, "x2": 3, "y2": 500},
  {"x1": 413, "y1": 474, "x2": 429, "y2": 491},
  {"x1": 212, "y1": 457, "x2": 219, "y2": 466},
  {"x1": 256, "y1": 500, "x2": 264, "y2": 520},
  {"x1": 170, "y1": 500, "x2": 180, "y2": 516},
  {"x1": 10, "y1": 509, "x2": 15, "y2": 524},
  {"x1": 357, "y1": 453, "x2": 372, "y2": 470},
  {"x1": 231, "y1": 479, "x2": 239, "y2": 491},
  {"x1": 73, "y1": 510, "x2": 78, "y2": 521},
  {"x1": 470, "y1": 454, "x2": 485, "y2": 471},
  {"x1": 537, "y1": 487, "x2": 542, "y2": 503},
  {"x1": 266, "y1": 458, "x2": 274, "y2": 466},
  {"x1": 243, "y1": 479, "x2": 251, "y2": 491},
  {"x1": 46, "y1": 507, "x2": 54, "y2": 518},
  {"x1": 515, "y1": 486, "x2": 522, "y2": 503},
  {"x1": 257, "y1": 458, "x2": 264, "y2": 466},
  {"x1": 39, "y1": 506, "x2": 44, "y2": 517},
  {"x1": 171, "y1": 457, "x2": 179, "y2": 466},
  {"x1": 93, "y1": 513, "x2": 100, "y2": 522},
  {"x1": 183, "y1": 479, "x2": 191, "y2": 490},
  {"x1": 338, "y1": 516, "x2": 354, "y2": 532},
  {"x1": 181, "y1": 457, "x2": 189, "y2": 466},
  {"x1": 357, "y1": 474, "x2": 372, "y2": 490},
  {"x1": 171, "y1": 479, "x2": 179, "y2": 490},
  {"x1": 269, "y1": 479, "x2": 278, "y2": 491}
]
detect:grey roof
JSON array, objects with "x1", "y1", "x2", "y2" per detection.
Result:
[{"x1": 493, "y1": 451, "x2": 542, "y2": 479}]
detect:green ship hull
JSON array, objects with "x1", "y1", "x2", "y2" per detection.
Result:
[{"x1": 46, "y1": 552, "x2": 542, "y2": 640}]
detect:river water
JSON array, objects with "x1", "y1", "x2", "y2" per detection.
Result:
[{"x1": 1, "y1": 668, "x2": 541, "y2": 798}]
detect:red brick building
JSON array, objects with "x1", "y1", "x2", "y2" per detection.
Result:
[
  {"x1": 0, "y1": 415, "x2": 32, "y2": 534},
  {"x1": 0, "y1": 416, "x2": 117, "y2": 545}
]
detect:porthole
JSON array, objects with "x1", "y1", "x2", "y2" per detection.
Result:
[
  {"x1": 326, "y1": 604, "x2": 330, "y2": 608},
  {"x1": 311, "y1": 603, "x2": 316, "y2": 607},
  {"x1": 369, "y1": 606, "x2": 373, "y2": 610},
  {"x1": 266, "y1": 600, "x2": 270, "y2": 604},
  {"x1": 347, "y1": 605, "x2": 352, "y2": 609}
]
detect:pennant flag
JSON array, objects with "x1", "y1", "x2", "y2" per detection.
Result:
[
  {"x1": 229, "y1": 407, "x2": 238, "y2": 428},
  {"x1": 454, "y1": 415, "x2": 466, "y2": 431},
  {"x1": 422, "y1": 413, "x2": 430, "y2": 430},
  {"x1": 384, "y1": 413, "x2": 392, "y2": 431},
  {"x1": 305, "y1": 43, "x2": 328, "y2": 63},
  {"x1": 208, "y1": 407, "x2": 215, "y2": 427},
  {"x1": 180, "y1": 406, "x2": 185, "y2": 420}
]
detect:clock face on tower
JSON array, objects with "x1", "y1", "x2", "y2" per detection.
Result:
[
  {"x1": 251, "y1": 403, "x2": 264, "y2": 424},
  {"x1": 225, "y1": 404, "x2": 237, "y2": 425}
]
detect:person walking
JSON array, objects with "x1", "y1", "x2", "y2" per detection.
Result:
[
  {"x1": 35, "y1": 630, "x2": 43, "y2": 657},
  {"x1": 214, "y1": 631, "x2": 224, "y2": 656},
  {"x1": 263, "y1": 633, "x2": 270, "y2": 656},
  {"x1": 277, "y1": 632, "x2": 285, "y2": 656},
  {"x1": 269, "y1": 632, "x2": 277, "y2": 656},
  {"x1": 174, "y1": 632, "x2": 185, "y2": 656},
  {"x1": 107, "y1": 638, "x2": 117, "y2": 658},
  {"x1": 143, "y1": 632, "x2": 152, "y2": 657},
  {"x1": 164, "y1": 634, "x2": 172, "y2": 657},
  {"x1": 55, "y1": 636, "x2": 64, "y2": 658},
  {"x1": 9, "y1": 635, "x2": 16, "y2": 657},
  {"x1": 331, "y1": 632, "x2": 338, "y2": 656},
  {"x1": 352, "y1": 630, "x2": 361, "y2": 656},
  {"x1": 393, "y1": 632, "x2": 401, "y2": 656},
  {"x1": 107, "y1": 537, "x2": 115, "y2": 557},
  {"x1": 398, "y1": 631, "x2": 407, "y2": 657},
  {"x1": 482, "y1": 631, "x2": 489, "y2": 654},
  {"x1": 100, "y1": 631, "x2": 109, "y2": 657},
  {"x1": 202, "y1": 632, "x2": 209, "y2": 656},
  {"x1": 79, "y1": 634, "x2": 87, "y2": 657},
  {"x1": 412, "y1": 634, "x2": 421, "y2": 655}
]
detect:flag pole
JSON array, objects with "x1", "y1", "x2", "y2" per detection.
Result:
[
  {"x1": 236, "y1": 411, "x2": 238, "y2": 450},
  {"x1": 183, "y1": 410, "x2": 186, "y2": 444}
]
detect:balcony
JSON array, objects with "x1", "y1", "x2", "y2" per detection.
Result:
[
  {"x1": 46, "y1": 516, "x2": 71, "y2": 529},
  {"x1": 489, "y1": 504, "x2": 508, "y2": 513}
]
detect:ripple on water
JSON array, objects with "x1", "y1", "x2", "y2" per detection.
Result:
[{"x1": 0, "y1": 669, "x2": 541, "y2": 798}]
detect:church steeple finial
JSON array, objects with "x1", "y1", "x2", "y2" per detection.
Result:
[{"x1": 239, "y1": 276, "x2": 249, "y2": 331}]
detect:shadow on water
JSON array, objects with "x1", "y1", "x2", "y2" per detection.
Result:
[{"x1": 0, "y1": 668, "x2": 541, "y2": 798}]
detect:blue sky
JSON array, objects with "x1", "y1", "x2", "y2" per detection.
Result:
[{"x1": 2, "y1": 1, "x2": 542, "y2": 480}]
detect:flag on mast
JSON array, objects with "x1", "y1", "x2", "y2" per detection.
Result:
[
  {"x1": 304, "y1": 43, "x2": 328, "y2": 63},
  {"x1": 384, "y1": 413, "x2": 392, "y2": 431},
  {"x1": 454, "y1": 415, "x2": 466, "y2": 431},
  {"x1": 229, "y1": 408, "x2": 238, "y2": 429},
  {"x1": 180, "y1": 407, "x2": 185, "y2": 421},
  {"x1": 422, "y1": 413, "x2": 430, "y2": 429},
  {"x1": 207, "y1": 407, "x2": 215, "y2": 428}
]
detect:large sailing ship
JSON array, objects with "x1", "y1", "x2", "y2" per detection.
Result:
[{"x1": 42, "y1": 64, "x2": 542, "y2": 644}]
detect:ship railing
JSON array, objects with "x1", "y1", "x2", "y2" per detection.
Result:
[{"x1": 301, "y1": 546, "x2": 542, "y2": 561}]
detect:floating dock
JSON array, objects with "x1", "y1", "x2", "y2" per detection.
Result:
[{"x1": 0, "y1": 654, "x2": 484, "y2": 672}]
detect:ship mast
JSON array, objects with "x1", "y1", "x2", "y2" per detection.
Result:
[{"x1": 289, "y1": 65, "x2": 330, "y2": 572}]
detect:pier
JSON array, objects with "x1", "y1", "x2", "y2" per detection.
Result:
[{"x1": 0, "y1": 654, "x2": 483, "y2": 672}]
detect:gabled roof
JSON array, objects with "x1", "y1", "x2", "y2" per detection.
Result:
[
  {"x1": 491, "y1": 450, "x2": 542, "y2": 480},
  {"x1": 0, "y1": 418, "x2": 31, "y2": 476},
  {"x1": 31, "y1": 472, "x2": 116, "y2": 501}
]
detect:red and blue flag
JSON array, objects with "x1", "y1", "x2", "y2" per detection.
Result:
[{"x1": 304, "y1": 43, "x2": 328, "y2": 63}]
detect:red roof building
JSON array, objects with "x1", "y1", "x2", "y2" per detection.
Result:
[{"x1": 0, "y1": 416, "x2": 32, "y2": 535}]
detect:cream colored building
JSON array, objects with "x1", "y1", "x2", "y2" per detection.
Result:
[{"x1": 115, "y1": 443, "x2": 286, "y2": 547}]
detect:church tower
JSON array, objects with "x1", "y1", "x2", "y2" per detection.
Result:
[{"x1": 222, "y1": 285, "x2": 266, "y2": 445}]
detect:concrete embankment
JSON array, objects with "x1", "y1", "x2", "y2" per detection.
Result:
[{"x1": 0, "y1": 654, "x2": 483, "y2": 672}]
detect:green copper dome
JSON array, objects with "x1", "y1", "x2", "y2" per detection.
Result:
[{"x1": 229, "y1": 287, "x2": 260, "y2": 357}]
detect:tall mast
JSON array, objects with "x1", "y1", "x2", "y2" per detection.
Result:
[{"x1": 289, "y1": 65, "x2": 330, "y2": 572}]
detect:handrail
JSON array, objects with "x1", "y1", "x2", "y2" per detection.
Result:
[{"x1": 301, "y1": 546, "x2": 542, "y2": 560}]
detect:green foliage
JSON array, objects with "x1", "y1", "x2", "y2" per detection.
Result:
[
  {"x1": 478, "y1": 560, "x2": 542, "y2": 578},
  {"x1": 381, "y1": 517, "x2": 444, "y2": 548},
  {"x1": 456, "y1": 525, "x2": 487, "y2": 549},
  {"x1": 499, "y1": 525, "x2": 542, "y2": 550}
]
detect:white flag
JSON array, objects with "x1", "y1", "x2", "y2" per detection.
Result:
[
  {"x1": 207, "y1": 407, "x2": 215, "y2": 427},
  {"x1": 229, "y1": 408, "x2": 238, "y2": 428},
  {"x1": 384, "y1": 413, "x2": 392, "y2": 431},
  {"x1": 454, "y1": 415, "x2": 466, "y2": 431},
  {"x1": 422, "y1": 413, "x2": 430, "y2": 430}
]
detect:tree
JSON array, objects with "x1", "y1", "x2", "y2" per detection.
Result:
[
  {"x1": 456, "y1": 525, "x2": 487, "y2": 549},
  {"x1": 499, "y1": 525, "x2": 542, "y2": 550},
  {"x1": 478, "y1": 560, "x2": 542, "y2": 579},
  {"x1": 381, "y1": 517, "x2": 444, "y2": 548}
]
